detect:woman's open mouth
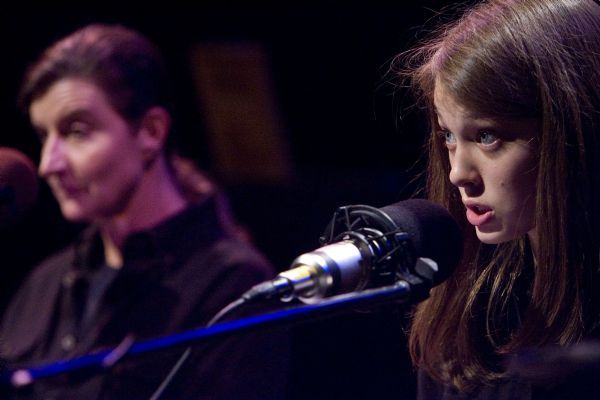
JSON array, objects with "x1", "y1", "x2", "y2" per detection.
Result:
[{"x1": 465, "y1": 204, "x2": 494, "y2": 227}]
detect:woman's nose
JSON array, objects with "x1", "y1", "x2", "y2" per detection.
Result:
[
  {"x1": 38, "y1": 134, "x2": 66, "y2": 177},
  {"x1": 448, "y1": 144, "x2": 481, "y2": 189}
]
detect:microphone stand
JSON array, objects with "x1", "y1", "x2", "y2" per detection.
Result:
[{"x1": 1, "y1": 275, "x2": 429, "y2": 388}]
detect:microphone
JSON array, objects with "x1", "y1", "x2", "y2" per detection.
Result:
[
  {"x1": 243, "y1": 199, "x2": 462, "y2": 304},
  {"x1": 0, "y1": 147, "x2": 38, "y2": 230}
]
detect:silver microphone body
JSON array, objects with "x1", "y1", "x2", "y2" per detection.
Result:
[{"x1": 278, "y1": 241, "x2": 368, "y2": 304}]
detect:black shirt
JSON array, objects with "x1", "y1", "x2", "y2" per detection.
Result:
[{"x1": 0, "y1": 196, "x2": 289, "y2": 399}]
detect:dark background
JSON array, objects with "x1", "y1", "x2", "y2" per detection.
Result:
[{"x1": 0, "y1": 2, "x2": 463, "y2": 398}]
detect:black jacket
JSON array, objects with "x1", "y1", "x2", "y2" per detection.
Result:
[{"x1": 0, "y1": 196, "x2": 289, "y2": 399}]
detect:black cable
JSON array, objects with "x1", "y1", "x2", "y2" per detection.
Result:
[
  {"x1": 206, "y1": 297, "x2": 248, "y2": 327},
  {"x1": 146, "y1": 296, "x2": 250, "y2": 400},
  {"x1": 147, "y1": 347, "x2": 192, "y2": 400}
]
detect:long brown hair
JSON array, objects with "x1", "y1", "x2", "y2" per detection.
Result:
[{"x1": 393, "y1": 0, "x2": 600, "y2": 392}]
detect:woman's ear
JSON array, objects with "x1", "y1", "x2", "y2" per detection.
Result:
[{"x1": 136, "y1": 106, "x2": 171, "y2": 164}]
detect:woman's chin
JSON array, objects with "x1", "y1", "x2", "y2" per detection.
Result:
[{"x1": 59, "y1": 203, "x2": 91, "y2": 223}]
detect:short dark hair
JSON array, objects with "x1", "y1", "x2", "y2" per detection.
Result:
[{"x1": 19, "y1": 23, "x2": 174, "y2": 128}]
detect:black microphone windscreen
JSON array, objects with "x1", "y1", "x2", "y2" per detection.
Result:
[
  {"x1": 381, "y1": 199, "x2": 462, "y2": 286},
  {"x1": 0, "y1": 147, "x2": 38, "y2": 229}
]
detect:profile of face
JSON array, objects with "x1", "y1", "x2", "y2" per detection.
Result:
[
  {"x1": 433, "y1": 82, "x2": 538, "y2": 246},
  {"x1": 30, "y1": 78, "x2": 148, "y2": 223}
]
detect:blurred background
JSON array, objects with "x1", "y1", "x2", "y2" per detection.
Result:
[{"x1": 0, "y1": 1, "x2": 463, "y2": 398}]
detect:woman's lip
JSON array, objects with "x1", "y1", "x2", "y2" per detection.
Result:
[
  {"x1": 51, "y1": 181, "x2": 84, "y2": 198},
  {"x1": 465, "y1": 207, "x2": 494, "y2": 226}
]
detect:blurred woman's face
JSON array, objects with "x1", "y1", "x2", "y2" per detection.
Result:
[{"x1": 31, "y1": 78, "x2": 146, "y2": 223}]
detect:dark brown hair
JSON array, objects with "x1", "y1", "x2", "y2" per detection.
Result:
[
  {"x1": 19, "y1": 24, "x2": 174, "y2": 127},
  {"x1": 394, "y1": 0, "x2": 600, "y2": 392}
]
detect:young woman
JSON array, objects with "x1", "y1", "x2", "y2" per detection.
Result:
[{"x1": 394, "y1": 0, "x2": 600, "y2": 398}]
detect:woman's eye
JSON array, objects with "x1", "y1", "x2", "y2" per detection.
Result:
[
  {"x1": 478, "y1": 131, "x2": 498, "y2": 145},
  {"x1": 66, "y1": 122, "x2": 90, "y2": 139},
  {"x1": 440, "y1": 129, "x2": 456, "y2": 145},
  {"x1": 69, "y1": 128, "x2": 85, "y2": 137}
]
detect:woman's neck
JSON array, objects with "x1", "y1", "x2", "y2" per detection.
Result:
[{"x1": 99, "y1": 156, "x2": 187, "y2": 269}]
